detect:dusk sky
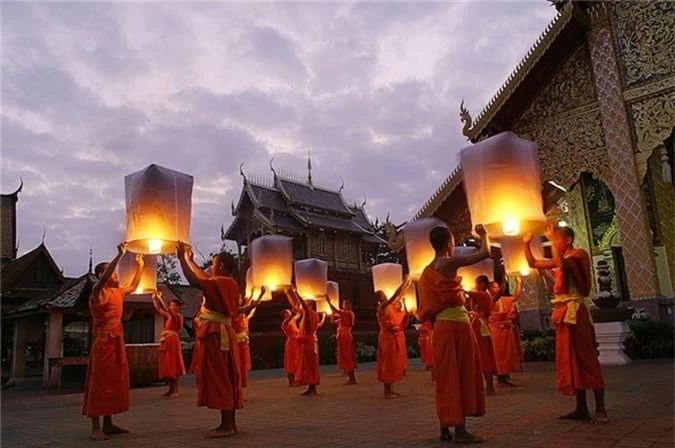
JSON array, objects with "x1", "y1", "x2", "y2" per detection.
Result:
[{"x1": 1, "y1": 2, "x2": 555, "y2": 277}]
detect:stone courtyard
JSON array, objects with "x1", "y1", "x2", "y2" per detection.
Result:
[{"x1": 2, "y1": 360, "x2": 672, "y2": 448}]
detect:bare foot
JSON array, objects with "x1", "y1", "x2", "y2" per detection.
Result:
[
  {"x1": 204, "y1": 426, "x2": 236, "y2": 438},
  {"x1": 343, "y1": 379, "x2": 357, "y2": 386},
  {"x1": 384, "y1": 391, "x2": 401, "y2": 399},
  {"x1": 162, "y1": 390, "x2": 172, "y2": 397},
  {"x1": 592, "y1": 411, "x2": 609, "y2": 426},
  {"x1": 170, "y1": 392, "x2": 179, "y2": 398},
  {"x1": 301, "y1": 389, "x2": 318, "y2": 396},
  {"x1": 90, "y1": 429, "x2": 110, "y2": 441},
  {"x1": 558, "y1": 410, "x2": 591, "y2": 420},
  {"x1": 102, "y1": 424, "x2": 129, "y2": 435},
  {"x1": 497, "y1": 379, "x2": 516, "y2": 387},
  {"x1": 454, "y1": 431, "x2": 484, "y2": 444},
  {"x1": 439, "y1": 427, "x2": 453, "y2": 442}
]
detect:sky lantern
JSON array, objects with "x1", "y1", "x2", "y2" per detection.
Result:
[
  {"x1": 403, "y1": 282, "x2": 418, "y2": 314},
  {"x1": 294, "y1": 258, "x2": 328, "y2": 300},
  {"x1": 251, "y1": 235, "x2": 293, "y2": 293},
  {"x1": 460, "y1": 132, "x2": 546, "y2": 239},
  {"x1": 372, "y1": 263, "x2": 403, "y2": 299},
  {"x1": 315, "y1": 280, "x2": 340, "y2": 315},
  {"x1": 119, "y1": 253, "x2": 157, "y2": 295},
  {"x1": 404, "y1": 218, "x2": 448, "y2": 280},
  {"x1": 454, "y1": 246, "x2": 494, "y2": 290},
  {"x1": 245, "y1": 267, "x2": 271, "y2": 301},
  {"x1": 497, "y1": 237, "x2": 532, "y2": 276},
  {"x1": 124, "y1": 164, "x2": 193, "y2": 255}
]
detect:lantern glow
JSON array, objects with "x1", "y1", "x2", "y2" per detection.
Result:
[
  {"x1": 119, "y1": 253, "x2": 158, "y2": 295},
  {"x1": 460, "y1": 132, "x2": 546, "y2": 238},
  {"x1": 404, "y1": 218, "x2": 448, "y2": 280},
  {"x1": 403, "y1": 282, "x2": 418, "y2": 314},
  {"x1": 294, "y1": 259, "x2": 328, "y2": 299},
  {"x1": 251, "y1": 235, "x2": 293, "y2": 290},
  {"x1": 372, "y1": 263, "x2": 403, "y2": 299},
  {"x1": 454, "y1": 246, "x2": 494, "y2": 290},
  {"x1": 125, "y1": 164, "x2": 194, "y2": 255},
  {"x1": 499, "y1": 236, "x2": 532, "y2": 276}
]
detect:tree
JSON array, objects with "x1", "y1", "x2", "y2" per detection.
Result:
[{"x1": 157, "y1": 254, "x2": 182, "y2": 284}]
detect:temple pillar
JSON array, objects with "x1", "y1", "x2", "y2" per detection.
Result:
[
  {"x1": 10, "y1": 317, "x2": 28, "y2": 384},
  {"x1": 43, "y1": 311, "x2": 63, "y2": 387},
  {"x1": 585, "y1": 5, "x2": 660, "y2": 314}
]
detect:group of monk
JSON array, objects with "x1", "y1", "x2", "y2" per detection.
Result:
[{"x1": 82, "y1": 219, "x2": 608, "y2": 443}]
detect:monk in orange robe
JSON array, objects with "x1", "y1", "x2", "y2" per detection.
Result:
[
  {"x1": 285, "y1": 288, "x2": 322, "y2": 396},
  {"x1": 418, "y1": 320, "x2": 434, "y2": 371},
  {"x1": 152, "y1": 291, "x2": 186, "y2": 397},
  {"x1": 82, "y1": 243, "x2": 143, "y2": 441},
  {"x1": 489, "y1": 276, "x2": 523, "y2": 386},
  {"x1": 524, "y1": 221, "x2": 608, "y2": 425},
  {"x1": 281, "y1": 309, "x2": 301, "y2": 386},
  {"x1": 468, "y1": 276, "x2": 497, "y2": 394},
  {"x1": 177, "y1": 243, "x2": 243, "y2": 438},
  {"x1": 233, "y1": 292, "x2": 263, "y2": 389},
  {"x1": 376, "y1": 277, "x2": 412, "y2": 399},
  {"x1": 418, "y1": 225, "x2": 490, "y2": 443},
  {"x1": 327, "y1": 298, "x2": 358, "y2": 385},
  {"x1": 190, "y1": 305, "x2": 203, "y2": 383}
]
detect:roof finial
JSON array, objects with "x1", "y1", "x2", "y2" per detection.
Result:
[
  {"x1": 339, "y1": 177, "x2": 345, "y2": 193},
  {"x1": 41, "y1": 227, "x2": 46, "y2": 244},
  {"x1": 88, "y1": 246, "x2": 93, "y2": 274},
  {"x1": 221, "y1": 224, "x2": 226, "y2": 241},
  {"x1": 239, "y1": 162, "x2": 247, "y2": 183},
  {"x1": 270, "y1": 156, "x2": 278, "y2": 179},
  {"x1": 231, "y1": 200, "x2": 236, "y2": 216},
  {"x1": 361, "y1": 194, "x2": 367, "y2": 208},
  {"x1": 307, "y1": 147, "x2": 313, "y2": 188}
]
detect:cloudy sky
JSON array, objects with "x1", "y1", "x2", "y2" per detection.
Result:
[{"x1": 1, "y1": 1, "x2": 555, "y2": 276}]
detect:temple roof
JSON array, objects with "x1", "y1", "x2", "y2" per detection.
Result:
[
  {"x1": 1, "y1": 243, "x2": 66, "y2": 294},
  {"x1": 4, "y1": 273, "x2": 93, "y2": 318}
]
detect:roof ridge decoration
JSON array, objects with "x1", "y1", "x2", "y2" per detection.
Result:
[
  {"x1": 461, "y1": 2, "x2": 574, "y2": 141},
  {"x1": 413, "y1": 164, "x2": 464, "y2": 221}
]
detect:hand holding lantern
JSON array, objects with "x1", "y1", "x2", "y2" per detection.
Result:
[
  {"x1": 135, "y1": 252, "x2": 145, "y2": 268},
  {"x1": 522, "y1": 232, "x2": 534, "y2": 244},
  {"x1": 117, "y1": 242, "x2": 128, "y2": 256}
]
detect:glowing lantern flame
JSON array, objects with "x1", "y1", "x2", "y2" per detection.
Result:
[
  {"x1": 503, "y1": 219, "x2": 520, "y2": 236},
  {"x1": 372, "y1": 263, "x2": 403, "y2": 299},
  {"x1": 148, "y1": 239, "x2": 163, "y2": 254},
  {"x1": 404, "y1": 218, "x2": 448, "y2": 281}
]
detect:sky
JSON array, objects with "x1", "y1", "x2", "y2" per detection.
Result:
[{"x1": 1, "y1": 1, "x2": 556, "y2": 276}]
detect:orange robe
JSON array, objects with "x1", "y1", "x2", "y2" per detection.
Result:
[
  {"x1": 297, "y1": 309, "x2": 320, "y2": 386},
  {"x1": 418, "y1": 321, "x2": 434, "y2": 369},
  {"x1": 418, "y1": 267, "x2": 485, "y2": 428},
  {"x1": 552, "y1": 249, "x2": 604, "y2": 396},
  {"x1": 196, "y1": 277, "x2": 243, "y2": 410},
  {"x1": 233, "y1": 314, "x2": 252, "y2": 388},
  {"x1": 469, "y1": 290, "x2": 495, "y2": 374},
  {"x1": 336, "y1": 310, "x2": 358, "y2": 371},
  {"x1": 281, "y1": 317, "x2": 300, "y2": 375},
  {"x1": 82, "y1": 287, "x2": 130, "y2": 418},
  {"x1": 490, "y1": 297, "x2": 522, "y2": 376},
  {"x1": 376, "y1": 304, "x2": 407, "y2": 384},
  {"x1": 159, "y1": 312, "x2": 186, "y2": 380},
  {"x1": 190, "y1": 317, "x2": 203, "y2": 380}
]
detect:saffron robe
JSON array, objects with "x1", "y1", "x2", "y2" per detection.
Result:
[
  {"x1": 490, "y1": 297, "x2": 522, "y2": 375},
  {"x1": 552, "y1": 249, "x2": 605, "y2": 396},
  {"x1": 469, "y1": 290, "x2": 495, "y2": 374},
  {"x1": 418, "y1": 320, "x2": 434, "y2": 369},
  {"x1": 159, "y1": 312, "x2": 186, "y2": 380},
  {"x1": 233, "y1": 314, "x2": 252, "y2": 388},
  {"x1": 336, "y1": 310, "x2": 358, "y2": 371},
  {"x1": 376, "y1": 304, "x2": 407, "y2": 384},
  {"x1": 196, "y1": 277, "x2": 243, "y2": 410},
  {"x1": 281, "y1": 317, "x2": 300, "y2": 375},
  {"x1": 418, "y1": 267, "x2": 485, "y2": 428},
  {"x1": 82, "y1": 287, "x2": 130, "y2": 418},
  {"x1": 190, "y1": 317, "x2": 203, "y2": 379},
  {"x1": 297, "y1": 309, "x2": 321, "y2": 386}
]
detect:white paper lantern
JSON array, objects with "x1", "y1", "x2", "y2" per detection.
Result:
[
  {"x1": 125, "y1": 164, "x2": 194, "y2": 255},
  {"x1": 454, "y1": 246, "x2": 495, "y2": 290},
  {"x1": 372, "y1": 263, "x2": 403, "y2": 299},
  {"x1": 119, "y1": 253, "x2": 158, "y2": 295},
  {"x1": 327, "y1": 281, "x2": 340, "y2": 302},
  {"x1": 460, "y1": 132, "x2": 546, "y2": 238},
  {"x1": 315, "y1": 299, "x2": 332, "y2": 315},
  {"x1": 251, "y1": 235, "x2": 293, "y2": 292},
  {"x1": 404, "y1": 218, "x2": 448, "y2": 280},
  {"x1": 498, "y1": 237, "x2": 532, "y2": 276},
  {"x1": 245, "y1": 267, "x2": 272, "y2": 301},
  {"x1": 403, "y1": 282, "x2": 418, "y2": 314},
  {"x1": 295, "y1": 258, "x2": 328, "y2": 299}
]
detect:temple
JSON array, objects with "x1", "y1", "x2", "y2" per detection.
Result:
[{"x1": 393, "y1": 1, "x2": 674, "y2": 328}]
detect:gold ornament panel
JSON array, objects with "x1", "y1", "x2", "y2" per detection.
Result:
[
  {"x1": 611, "y1": 1, "x2": 675, "y2": 88},
  {"x1": 648, "y1": 149, "x2": 675, "y2": 293},
  {"x1": 629, "y1": 90, "x2": 675, "y2": 170}
]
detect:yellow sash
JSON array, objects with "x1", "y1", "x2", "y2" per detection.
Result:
[
  {"x1": 436, "y1": 306, "x2": 470, "y2": 324},
  {"x1": 199, "y1": 305, "x2": 233, "y2": 351},
  {"x1": 551, "y1": 294, "x2": 594, "y2": 325},
  {"x1": 236, "y1": 332, "x2": 249, "y2": 344},
  {"x1": 160, "y1": 330, "x2": 179, "y2": 343}
]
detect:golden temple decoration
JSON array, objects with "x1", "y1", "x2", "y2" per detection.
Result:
[{"x1": 629, "y1": 90, "x2": 675, "y2": 177}]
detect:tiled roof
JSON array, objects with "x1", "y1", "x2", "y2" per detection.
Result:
[
  {"x1": 1, "y1": 244, "x2": 65, "y2": 293},
  {"x1": 278, "y1": 179, "x2": 353, "y2": 215},
  {"x1": 5, "y1": 274, "x2": 94, "y2": 317},
  {"x1": 248, "y1": 184, "x2": 288, "y2": 211}
]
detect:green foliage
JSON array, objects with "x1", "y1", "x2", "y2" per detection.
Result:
[
  {"x1": 407, "y1": 343, "x2": 420, "y2": 359},
  {"x1": 251, "y1": 354, "x2": 266, "y2": 370},
  {"x1": 157, "y1": 254, "x2": 182, "y2": 284},
  {"x1": 355, "y1": 343, "x2": 377, "y2": 362},
  {"x1": 522, "y1": 336, "x2": 556, "y2": 361},
  {"x1": 319, "y1": 334, "x2": 337, "y2": 365},
  {"x1": 624, "y1": 320, "x2": 674, "y2": 360}
]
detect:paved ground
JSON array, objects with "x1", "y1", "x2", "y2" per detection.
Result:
[{"x1": 2, "y1": 360, "x2": 673, "y2": 448}]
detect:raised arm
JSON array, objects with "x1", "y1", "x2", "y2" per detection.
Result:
[
  {"x1": 184, "y1": 246, "x2": 210, "y2": 280},
  {"x1": 121, "y1": 253, "x2": 145, "y2": 295},
  {"x1": 176, "y1": 241, "x2": 203, "y2": 289},
  {"x1": 152, "y1": 291, "x2": 170, "y2": 319},
  {"x1": 524, "y1": 222, "x2": 559, "y2": 269},
  {"x1": 318, "y1": 312, "x2": 327, "y2": 328},
  {"x1": 326, "y1": 297, "x2": 340, "y2": 315},
  {"x1": 91, "y1": 243, "x2": 128, "y2": 302},
  {"x1": 512, "y1": 276, "x2": 523, "y2": 302},
  {"x1": 438, "y1": 225, "x2": 491, "y2": 277},
  {"x1": 380, "y1": 276, "x2": 413, "y2": 312}
]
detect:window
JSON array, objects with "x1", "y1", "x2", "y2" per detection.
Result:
[
  {"x1": 346, "y1": 239, "x2": 352, "y2": 258},
  {"x1": 319, "y1": 236, "x2": 326, "y2": 255},
  {"x1": 62, "y1": 319, "x2": 90, "y2": 356},
  {"x1": 123, "y1": 311, "x2": 154, "y2": 344}
]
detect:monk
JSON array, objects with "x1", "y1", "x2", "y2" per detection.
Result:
[
  {"x1": 489, "y1": 276, "x2": 523, "y2": 386},
  {"x1": 418, "y1": 320, "x2": 435, "y2": 372},
  {"x1": 376, "y1": 277, "x2": 412, "y2": 399},
  {"x1": 327, "y1": 297, "x2": 358, "y2": 385},
  {"x1": 82, "y1": 243, "x2": 143, "y2": 441},
  {"x1": 468, "y1": 275, "x2": 497, "y2": 394},
  {"x1": 281, "y1": 309, "x2": 301, "y2": 386},
  {"x1": 284, "y1": 288, "x2": 322, "y2": 396},
  {"x1": 176, "y1": 242, "x2": 243, "y2": 438},
  {"x1": 418, "y1": 225, "x2": 490, "y2": 443},
  {"x1": 524, "y1": 222, "x2": 608, "y2": 425},
  {"x1": 190, "y1": 303, "x2": 204, "y2": 383},
  {"x1": 233, "y1": 290, "x2": 263, "y2": 389},
  {"x1": 152, "y1": 291, "x2": 186, "y2": 397}
]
